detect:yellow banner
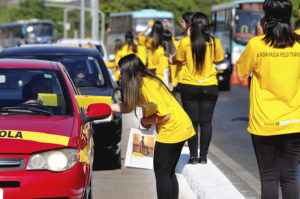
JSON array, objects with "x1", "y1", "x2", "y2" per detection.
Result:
[{"x1": 0, "y1": 130, "x2": 70, "y2": 146}]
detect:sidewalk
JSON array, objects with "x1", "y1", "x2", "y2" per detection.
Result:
[{"x1": 176, "y1": 146, "x2": 246, "y2": 199}]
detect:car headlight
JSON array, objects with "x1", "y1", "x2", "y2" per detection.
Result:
[
  {"x1": 215, "y1": 62, "x2": 229, "y2": 70},
  {"x1": 27, "y1": 148, "x2": 79, "y2": 172}
]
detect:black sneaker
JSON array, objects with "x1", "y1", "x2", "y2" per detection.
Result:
[
  {"x1": 188, "y1": 156, "x2": 198, "y2": 164},
  {"x1": 199, "y1": 156, "x2": 207, "y2": 164}
]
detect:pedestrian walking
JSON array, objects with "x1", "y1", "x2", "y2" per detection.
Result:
[
  {"x1": 116, "y1": 31, "x2": 147, "y2": 66},
  {"x1": 112, "y1": 38, "x2": 123, "y2": 84},
  {"x1": 236, "y1": 0, "x2": 300, "y2": 198},
  {"x1": 111, "y1": 54, "x2": 195, "y2": 199},
  {"x1": 169, "y1": 12, "x2": 224, "y2": 164},
  {"x1": 136, "y1": 20, "x2": 168, "y2": 81},
  {"x1": 170, "y1": 12, "x2": 194, "y2": 93}
]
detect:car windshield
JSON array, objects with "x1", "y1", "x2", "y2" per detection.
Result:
[
  {"x1": 7, "y1": 55, "x2": 107, "y2": 88},
  {"x1": 0, "y1": 69, "x2": 71, "y2": 116}
]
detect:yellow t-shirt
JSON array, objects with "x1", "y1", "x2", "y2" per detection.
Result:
[
  {"x1": 237, "y1": 35, "x2": 300, "y2": 136},
  {"x1": 172, "y1": 36, "x2": 188, "y2": 86},
  {"x1": 176, "y1": 36, "x2": 224, "y2": 86},
  {"x1": 118, "y1": 41, "x2": 147, "y2": 65},
  {"x1": 141, "y1": 76, "x2": 195, "y2": 143},
  {"x1": 169, "y1": 37, "x2": 181, "y2": 87},
  {"x1": 115, "y1": 49, "x2": 122, "y2": 66},
  {"x1": 138, "y1": 35, "x2": 168, "y2": 77},
  {"x1": 136, "y1": 42, "x2": 147, "y2": 65}
]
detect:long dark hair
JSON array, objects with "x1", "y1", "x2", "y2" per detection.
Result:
[
  {"x1": 263, "y1": 0, "x2": 300, "y2": 48},
  {"x1": 118, "y1": 54, "x2": 168, "y2": 109},
  {"x1": 114, "y1": 38, "x2": 123, "y2": 53},
  {"x1": 190, "y1": 12, "x2": 215, "y2": 73},
  {"x1": 125, "y1": 32, "x2": 137, "y2": 53},
  {"x1": 182, "y1": 12, "x2": 193, "y2": 29},
  {"x1": 149, "y1": 20, "x2": 164, "y2": 49}
]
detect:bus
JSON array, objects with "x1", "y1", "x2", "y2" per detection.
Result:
[
  {"x1": 107, "y1": 9, "x2": 175, "y2": 60},
  {"x1": 211, "y1": 0, "x2": 264, "y2": 66},
  {"x1": 0, "y1": 19, "x2": 56, "y2": 50}
]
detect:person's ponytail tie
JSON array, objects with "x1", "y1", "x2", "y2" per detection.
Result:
[{"x1": 191, "y1": 22, "x2": 207, "y2": 28}]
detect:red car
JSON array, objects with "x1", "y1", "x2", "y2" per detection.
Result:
[{"x1": 0, "y1": 59, "x2": 111, "y2": 199}]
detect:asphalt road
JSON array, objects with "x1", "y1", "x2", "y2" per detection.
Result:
[{"x1": 210, "y1": 85, "x2": 261, "y2": 199}]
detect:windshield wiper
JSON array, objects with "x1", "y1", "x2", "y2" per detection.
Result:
[{"x1": 0, "y1": 107, "x2": 52, "y2": 116}]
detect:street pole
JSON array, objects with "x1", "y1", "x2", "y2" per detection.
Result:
[
  {"x1": 80, "y1": 0, "x2": 85, "y2": 39},
  {"x1": 45, "y1": 2, "x2": 105, "y2": 41},
  {"x1": 99, "y1": 10, "x2": 105, "y2": 43},
  {"x1": 64, "y1": 8, "x2": 68, "y2": 39},
  {"x1": 91, "y1": 0, "x2": 99, "y2": 41}
]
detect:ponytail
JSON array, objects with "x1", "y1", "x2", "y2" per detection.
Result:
[
  {"x1": 125, "y1": 32, "x2": 137, "y2": 53},
  {"x1": 190, "y1": 12, "x2": 214, "y2": 73}
]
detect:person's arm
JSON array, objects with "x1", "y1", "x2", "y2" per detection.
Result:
[
  {"x1": 256, "y1": 17, "x2": 265, "y2": 36},
  {"x1": 213, "y1": 38, "x2": 225, "y2": 65},
  {"x1": 163, "y1": 19, "x2": 174, "y2": 37},
  {"x1": 168, "y1": 53, "x2": 186, "y2": 65},
  {"x1": 111, "y1": 103, "x2": 133, "y2": 114},
  {"x1": 136, "y1": 25, "x2": 152, "y2": 38},
  {"x1": 24, "y1": 98, "x2": 43, "y2": 104},
  {"x1": 141, "y1": 113, "x2": 170, "y2": 129}
]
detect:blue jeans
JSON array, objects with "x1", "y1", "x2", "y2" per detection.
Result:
[{"x1": 252, "y1": 133, "x2": 300, "y2": 199}]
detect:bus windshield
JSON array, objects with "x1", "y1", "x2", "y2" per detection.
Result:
[
  {"x1": 26, "y1": 23, "x2": 53, "y2": 37},
  {"x1": 234, "y1": 6, "x2": 264, "y2": 45},
  {"x1": 235, "y1": 11, "x2": 262, "y2": 45}
]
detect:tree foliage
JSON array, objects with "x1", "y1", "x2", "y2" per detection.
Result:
[{"x1": 0, "y1": 0, "x2": 299, "y2": 38}]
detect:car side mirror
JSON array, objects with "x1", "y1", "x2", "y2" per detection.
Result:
[{"x1": 83, "y1": 103, "x2": 111, "y2": 123}]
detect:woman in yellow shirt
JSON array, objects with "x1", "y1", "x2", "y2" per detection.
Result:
[
  {"x1": 170, "y1": 12, "x2": 224, "y2": 164},
  {"x1": 117, "y1": 32, "x2": 147, "y2": 65},
  {"x1": 172, "y1": 12, "x2": 193, "y2": 91},
  {"x1": 237, "y1": 0, "x2": 300, "y2": 198},
  {"x1": 111, "y1": 54, "x2": 195, "y2": 199},
  {"x1": 137, "y1": 21, "x2": 168, "y2": 81}
]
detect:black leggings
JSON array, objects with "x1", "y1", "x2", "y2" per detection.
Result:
[
  {"x1": 154, "y1": 141, "x2": 185, "y2": 199},
  {"x1": 180, "y1": 84, "x2": 218, "y2": 158},
  {"x1": 252, "y1": 133, "x2": 300, "y2": 199}
]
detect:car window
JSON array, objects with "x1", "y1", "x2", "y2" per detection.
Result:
[
  {"x1": 60, "y1": 56, "x2": 105, "y2": 88},
  {"x1": 6, "y1": 55, "x2": 107, "y2": 89},
  {"x1": 0, "y1": 69, "x2": 71, "y2": 116},
  {"x1": 95, "y1": 45, "x2": 104, "y2": 57}
]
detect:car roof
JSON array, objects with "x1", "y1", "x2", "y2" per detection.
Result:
[
  {"x1": 57, "y1": 38, "x2": 104, "y2": 45},
  {"x1": 0, "y1": 45, "x2": 102, "y2": 57},
  {"x1": 0, "y1": 58, "x2": 61, "y2": 70},
  {"x1": 56, "y1": 39, "x2": 108, "y2": 61}
]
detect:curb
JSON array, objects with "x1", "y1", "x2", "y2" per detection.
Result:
[{"x1": 176, "y1": 146, "x2": 245, "y2": 199}]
